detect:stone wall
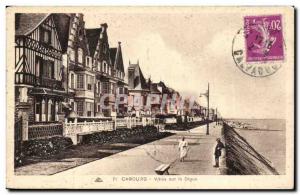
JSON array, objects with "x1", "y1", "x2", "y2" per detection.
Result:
[{"x1": 223, "y1": 123, "x2": 279, "y2": 175}]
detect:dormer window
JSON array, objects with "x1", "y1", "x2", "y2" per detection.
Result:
[{"x1": 40, "y1": 27, "x2": 51, "y2": 44}]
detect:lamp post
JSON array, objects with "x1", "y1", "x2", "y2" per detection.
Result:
[
  {"x1": 215, "y1": 107, "x2": 218, "y2": 125},
  {"x1": 200, "y1": 83, "x2": 210, "y2": 135}
]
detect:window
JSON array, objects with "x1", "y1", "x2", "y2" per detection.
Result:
[
  {"x1": 40, "y1": 27, "x2": 51, "y2": 44},
  {"x1": 87, "y1": 84, "x2": 92, "y2": 90},
  {"x1": 69, "y1": 49, "x2": 75, "y2": 62},
  {"x1": 35, "y1": 56, "x2": 42, "y2": 77},
  {"x1": 42, "y1": 60, "x2": 54, "y2": 78},
  {"x1": 48, "y1": 99, "x2": 53, "y2": 121},
  {"x1": 70, "y1": 74, "x2": 75, "y2": 89},
  {"x1": 102, "y1": 82, "x2": 109, "y2": 94},
  {"x1": 35, "y1": 102, "x2": 41, "y2": 122},
  {"x1": 103, "y1": 63, "x2": 106, "y2": 73},
  {"x1": 71, "y1": 102, "x2": 75, "y2": 111},
  {"x1": 77, "y1": 101, "x2": 83, "y2": 116},
  {"x1": 41, "y1": 99, "x2": 46, "y2": 121},
  {"x1": 97, "y1": 82, "x2": 101, "y2": 94},
  {"x1": 78, "y1": 48, "x2": 83, "y2": 64},
  {"x1": 110, "y1": 83, "x2": 115, "y2": 94},
  {"x1": 86, "y1": 56, "x2": 91, "y2": 68},
  {"x1": 77, "y1": 74, "x2": 84, "y2": 89},
  {"x1": 119, "y1": 87, "x2": 123, "y2": 94},
  {"x1": 86, "y1": 102, "x2": 94, "y2": 117},
  {"x1": 86, "y1": 75, "x2": 94, "y2": 91}
]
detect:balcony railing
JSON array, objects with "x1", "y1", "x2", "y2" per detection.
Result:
[
  {"x1": 15, "y1": 73, "x2": 63, "y2": 90},
  {"x1": 36, "y1": 76, "x2": 63, "y2": 90},
  {"x1": 15, "y1": 72, "x2": 35, "y2": 86}
]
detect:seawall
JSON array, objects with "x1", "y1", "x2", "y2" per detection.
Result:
[{"x1": 222, "y1": 122, "x2": 279, "y2": 175}]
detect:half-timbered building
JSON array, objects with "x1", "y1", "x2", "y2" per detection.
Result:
[
  {"x1": 53, "y1": 13, "x2": 95, "y2": 118},
  {"x1": 15, "y1": 13, "x2": 67, "y2": 125}
]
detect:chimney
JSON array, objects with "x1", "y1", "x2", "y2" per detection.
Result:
[{"x1": 100, "y1": 23, "x2": 108, "y2": 31}]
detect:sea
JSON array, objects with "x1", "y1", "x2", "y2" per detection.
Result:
[{"x1": 226, "y1": 119, "x2": 286, "y2": 174}]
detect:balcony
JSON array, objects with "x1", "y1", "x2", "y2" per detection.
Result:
[
  {"x1": 15, "y1": 72, "x2": 35, "y2": 86},
  {"x1": 36, "y1": 76, "x2": 63, "y2": 90},
  {"x1": 75, "y1": 89, "x2": 94, "y2": 99}
]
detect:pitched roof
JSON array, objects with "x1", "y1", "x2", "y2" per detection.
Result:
[
  {"x1": 109, "y1": 48, "x2": 117, "y2": 66},
  {"x1": 138, "y1": 66, "x2": 148, "y2": 90},
  {"x1": 86, "y1": 28, "x2": 102, "y2": 56},
  {"x1": 52, "y1": 14, "x2": 72, "y2": 53},
  {"x1": 111, "y1": 43, "x2": 125, "y2": 73},
  {"x1": 128, "y1": 63, "x2": 149, "y2": 90},
  {"x1": 15, "y1": 13, "x2": 49, "y2": 36},
  {"x1": 150, "y1": 83, "x2": 161, "y2": 94}
]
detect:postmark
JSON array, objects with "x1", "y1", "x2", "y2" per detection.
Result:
[{"x1": 232, "y1": 15, "x2": 285, "y2": 77}]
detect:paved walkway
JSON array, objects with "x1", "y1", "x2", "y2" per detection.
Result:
[{"x1": 55, "y1": 123, "x2": 223, "y2": 176}]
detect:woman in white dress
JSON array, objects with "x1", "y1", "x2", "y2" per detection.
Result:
[{"x1": 178, "y1": 137, "x2": 188, "y2": 162}]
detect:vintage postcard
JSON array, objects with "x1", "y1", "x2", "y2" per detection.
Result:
[{"x1": 6, "y1": 6, "x2": 294, "y2": 189}]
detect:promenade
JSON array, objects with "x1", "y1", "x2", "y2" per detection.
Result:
[{"x1": 55, "y1": 123, "x2": 223, "y2": 176}]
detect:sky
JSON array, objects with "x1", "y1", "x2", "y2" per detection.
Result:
[{"x1": 83, "y1": 9, "x2": 288, "y2": 119}]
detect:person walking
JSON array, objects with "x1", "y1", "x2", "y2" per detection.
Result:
[
  {"x1": 178, "y1": 137, "x2": 188, "y2": 162},
  {"x1": 213, "y1": 138, "x2": 225, "y2": 167}
]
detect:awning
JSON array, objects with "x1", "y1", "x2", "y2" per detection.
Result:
[
  {"x1": 62, "y1": 102, "x2": 72, "y2": 109},
  {"x1": 30, "y1": 88, "x2": 67, "y2": 97}
]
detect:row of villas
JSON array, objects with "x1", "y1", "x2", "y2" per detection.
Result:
[
  {"x1": 14, "y1": 13, "x2": 209, "y2": 132},
  {"x1": 126, "y1": 61, "x2": 212, "y2": 118},
  {"x1": 15, "y1": 13, "x2": 128, "y2": 126},
  {"x1": 127, "y1": 60, "x2": 187, "y2": 117}
]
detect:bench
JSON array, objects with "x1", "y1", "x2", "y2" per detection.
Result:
[{"x1": 155, "y1": 164, "x2": 170, "y2": 175}]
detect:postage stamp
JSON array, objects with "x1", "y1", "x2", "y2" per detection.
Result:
[
  {"x1": 244, "y1": 15, "x2": 284, "y2": 62},
  {"x1": 232, "y1": 15, "x2": 285, "y2": 77}
]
